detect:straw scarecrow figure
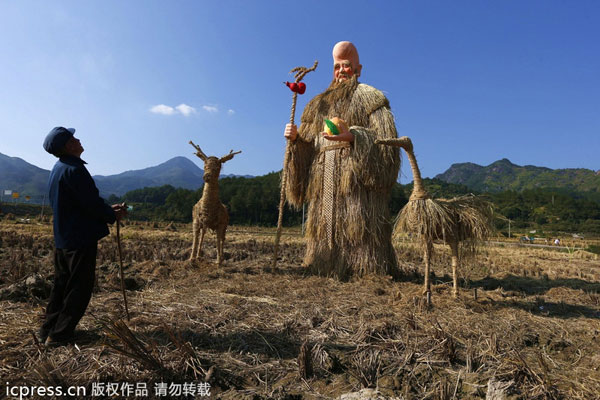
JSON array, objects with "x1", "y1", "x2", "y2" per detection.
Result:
[
  {"x1": 189, "y1": 141, "x2": 241, "y2": 265},
  {"x1": 284, "y1": 41, "x2": 400, "y2": 279},
  {"x1": 377, "y1": 137, "x2": 494, "y2": 298}
]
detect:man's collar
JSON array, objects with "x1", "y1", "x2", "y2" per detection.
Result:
[{"x1": 59, "y1": 154, "x2": 87, "y2": 165}]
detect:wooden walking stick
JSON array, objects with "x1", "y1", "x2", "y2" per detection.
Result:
[
  {"x1": 115, "y1": 209, "x2": 130, "y2": 321},
  {"x1": 272, "y1": 60, "x2": 318, "y2": 268}
]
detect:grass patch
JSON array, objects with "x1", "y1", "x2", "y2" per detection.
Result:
[{"x1": 585, "y1": 244, "x2": 600, "y2": 255}]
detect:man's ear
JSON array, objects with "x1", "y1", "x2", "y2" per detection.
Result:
[
  {"x1": 53, "y1": 148, "x2": 66, "y2": 158},
  {"x1": 355, "y1": 63, "x2": 362, "y2": 77}
]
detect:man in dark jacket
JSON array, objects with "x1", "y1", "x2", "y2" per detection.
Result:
[{"x1": 40, "y1": 126, "x2": 126, "y2": 346}]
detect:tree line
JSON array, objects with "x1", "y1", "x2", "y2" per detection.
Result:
[
  {"x1": 4, "y1": 172, "x2": 597, "y2": 234},
  {"x1": 105, "y1": 174, "x2": 600, "y2": 234},
  {"x1": 112, "y1": 172, "x2": 409, "y2": 227}
]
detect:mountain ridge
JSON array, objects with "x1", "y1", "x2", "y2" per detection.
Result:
[
  {"x1": 93, "y1": 156, "x2": 204, "y2": 196},
  {"x1": 435, "y1": 158, "x2": 600, "y2": 193},
  {"x1": 2, "y1": 152, "x2": 597, "y2": 201},
  {"x1": 0, "y1": 152, "x2": 208, "y2": 200},
  {"x1": 0, "y1": 153, "x2": 50, "y2": 200}
]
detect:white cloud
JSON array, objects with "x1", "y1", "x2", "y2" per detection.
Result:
[
  {"x1": 150, "y1": 104, "x2": 176, "y2": 115},
  {"x1": 176, "y1": 103, "x2": 196, "y2": 116},
  {"x1": 150, "y1": 103, "x2": 197, "y2": 116},
  {"x1": 202, "y1": 105, "x2": 219, "y2": 113},
  {"x1": 228, "y1": 109, "x2": 235, "y2": 115},
  {"x1": 151, "y1": 103, "x2": 226, "y2": 116}
]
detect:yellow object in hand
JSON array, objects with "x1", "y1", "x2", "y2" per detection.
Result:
[{"x1": 323, "y1": 117, "x2": 348, "y2": 136}]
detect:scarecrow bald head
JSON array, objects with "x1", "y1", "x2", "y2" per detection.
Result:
[{"x1": 332, "y1": 41, "x2": 362, "y2": 83}]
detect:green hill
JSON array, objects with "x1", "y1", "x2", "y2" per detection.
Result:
[
  {"x1": 435, "y1": 158, "x2": 600, "y2": 196},
  {"x1": 0, "y1": 152, "x2": 49, "y2": 201}
]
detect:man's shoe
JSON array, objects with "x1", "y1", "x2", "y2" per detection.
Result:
[
  {"x1": 37, "y1": 329, "x2": 49, "y2": 344},
  {"x1": 44, "y1": 335, "x2": 74, "y2": 348}
]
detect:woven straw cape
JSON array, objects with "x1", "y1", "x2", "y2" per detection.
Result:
[{"x1": 285, "y1": 78, "x2": 400, "y2": 280}]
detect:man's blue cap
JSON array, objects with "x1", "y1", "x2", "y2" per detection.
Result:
[{"x1": 43, "y1": 127, "x2": 76, "y2": 155}]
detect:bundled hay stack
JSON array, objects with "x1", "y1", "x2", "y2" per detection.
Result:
[
  {"x1": 285, "y1": 77, "x2": 400, "y2": 279},
  {"x1": 436, "y1": 195, "x2": 495, "y2": 296},
  {"x1": 377, "y1": 137, "x2": 494, "y2": 298}
]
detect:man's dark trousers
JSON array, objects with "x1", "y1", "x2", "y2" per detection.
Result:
[{"x1": 41, "y1": 243, "x2": 97, "y2": 342}]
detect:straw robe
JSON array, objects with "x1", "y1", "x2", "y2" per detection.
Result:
[{"x1": 285, "y1": 80, "x2": 400, "y2": 279}]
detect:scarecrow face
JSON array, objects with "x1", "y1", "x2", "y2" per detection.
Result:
[
  {"x1": 333, "y1": 58, "x2": 355, "y2": 82},
  {"x1": 332, "y1": 41, "x2": 362, "y2": 83},
  {"x1": 202, "y1": 157, "x2": 222, "y2": 183}
]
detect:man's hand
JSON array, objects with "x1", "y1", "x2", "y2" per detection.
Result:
[
  {"x1": 112, "y1": 203, "x2": 128, "y2": 221},
  {"x1": 284, "y1": 123, "x2": 297, "y2": 141},
  {"x1": 322, "y1": 118, "x2": 354, "y2": 142}
]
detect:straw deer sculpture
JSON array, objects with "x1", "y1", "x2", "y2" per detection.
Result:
[
  {"x1": 377, "y1": 137, "x2": 494, "y2": 299},
  {"x1": 189, "y1": 141, "x2": 241, "y2": 265}
]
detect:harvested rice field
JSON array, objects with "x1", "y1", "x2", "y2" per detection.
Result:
[{"x1": 1, "y1": 220, "x2": 599, "y2": 399}]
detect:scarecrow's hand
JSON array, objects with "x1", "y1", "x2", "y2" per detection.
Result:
[
  {"x1": 284, "y1": 123, "x2": 298, "y2": 141},
  {"x1": 322, "y1": 130, "x2": 354, "y2": 142},
  {"x1": 322, "y1": 122, "x2": 353, "y2": 142}
]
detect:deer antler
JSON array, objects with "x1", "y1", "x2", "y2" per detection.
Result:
[
  {"x1": 220, "y1": 149, "x2": 242, "y2": 163},
  {"x1": 189, "y1": 140, "x2": 208, "y2": 161}
]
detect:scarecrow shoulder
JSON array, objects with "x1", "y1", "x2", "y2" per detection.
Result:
[{"x1": 354, "y1": 83, "x2": 390, "y2": 115}]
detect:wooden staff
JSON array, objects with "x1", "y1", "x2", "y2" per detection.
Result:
[
  {"x1": 272, "y1": 60, "x2": 318, "y2": 268},
  {"x1": 116, "y1": 215, "x2": 130, "y2": 321}
]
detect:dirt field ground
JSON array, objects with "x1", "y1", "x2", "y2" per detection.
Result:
[{"x1": 1, "y1": 220, "x2": 599, "y2": 399}]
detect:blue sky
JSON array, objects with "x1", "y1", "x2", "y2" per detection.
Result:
[{"x1": 1, "y1": 1, "x2": 598, "y2": 181}]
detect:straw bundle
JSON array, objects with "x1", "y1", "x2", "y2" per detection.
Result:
[
  {"x1": 285, "y1": 78, "x2": 400, "y2": 279},
  {"x1": 438, "y1": 194, "x2": 495, "y2": 296},
  {"x1": 377, "y1": 137, "x2": 494, "y2": 298}
]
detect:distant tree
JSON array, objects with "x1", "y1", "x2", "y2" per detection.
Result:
[
  {"x1": 164, "y1": 188, "x2": 201, "y2": 222},
  {"x1": 123, "y1": 185, "x2": 178, "y2": 204},
  {"x1": 389, "y1": 183, "x2": 408, "y2": 215},
  {"x1": 581, "y1": 219, "x2": 600, "y2": 234},
  {"x1": 106, "y1": 194, "x2": 121, "y2": 204}
]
